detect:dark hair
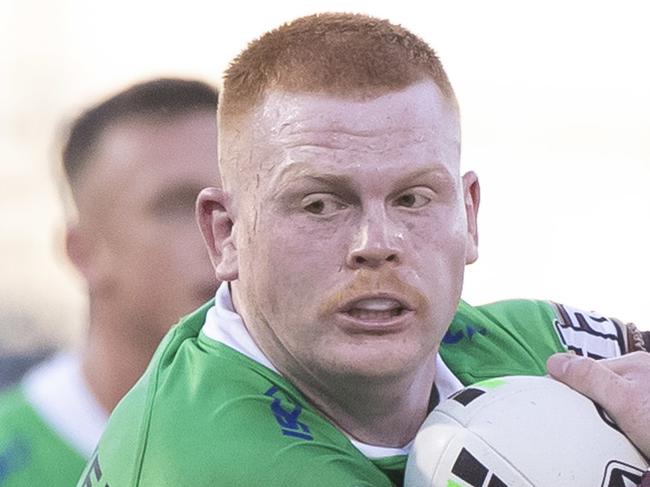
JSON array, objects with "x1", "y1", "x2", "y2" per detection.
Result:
[{"x1": 62, "y1": 78, "x2": 218, "y2": 184}]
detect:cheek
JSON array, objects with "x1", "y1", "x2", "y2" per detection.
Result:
[
  {"x1": 408, "y1": 207, "x2": 467, "y2": 251},
  {"x1": 247, "y1": 218, "x2": 346, "y2": 304},
  {"x1": 252, "y1": 222, "x2": 324, "y2": 276},
  {"x1": 254, "y1": 210, "x2": 349, "y2": 258},
  {"x1": 404, "y1": 211, "x2": 468, "y2": 290}
]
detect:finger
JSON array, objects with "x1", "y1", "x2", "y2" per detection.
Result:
[
  {"x1": 598, "y1": 351, "x2": 650, "y2": 375},
  {"x1": 546, "y1": 353, "x2": 629, "y2": 413}
]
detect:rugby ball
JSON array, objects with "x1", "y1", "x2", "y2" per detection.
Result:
[{"x1": 405, "y1": 375, "x2": 648, "y2": 487}]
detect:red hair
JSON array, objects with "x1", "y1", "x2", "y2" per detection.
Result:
[{"x1": 220, "y1": 12, "x2": 457, "y2": 125}]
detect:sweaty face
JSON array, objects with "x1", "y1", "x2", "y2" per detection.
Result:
[
  {"x1": 77, "y1": 112, "x2": 218, "y2": 347},
  {"x1": 229, "y1": 81, "x2": 476, "y2": 388}
]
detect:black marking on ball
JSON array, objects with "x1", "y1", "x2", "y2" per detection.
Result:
[
  {"x1": 451, "y1": 448, "x2": 488, "y2": 486},
  {"x1": 487, "y1": 474, "x2": 508, "y2": 487},
  {"x1": 601, "y1": 460, "x2": 644, "y2": 487},
  {"x1": 451, "y1": 388, "x2": 485, "y2": 406}
]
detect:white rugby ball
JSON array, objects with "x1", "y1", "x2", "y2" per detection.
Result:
[{"x1": 405, "y1": 375, "x2": 648, "y2": 487}]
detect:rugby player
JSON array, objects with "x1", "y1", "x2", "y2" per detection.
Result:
[
  {"x1": 0, "y1": 78, "x2": 219, "y2": 486},
  {"x1": 77, "y1": 15, "x2": 649, "y2": 486}
]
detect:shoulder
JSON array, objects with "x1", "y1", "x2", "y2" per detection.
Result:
[
  {"x1": 441, "y1": 299, "x2": 563, "y2": 383},
  {"x1": 138, "y1": 371, "x2": 390, "y2": 486},
  {"x1": 0, "y1": 387, "x2": 39, "y2": 437},
  {"x1": 442, "y1": 299, "x2": 642, "y2": 384},
  {"x1": 84, "y1": 308, "x2": 391, "y2": 486},
  {"x1": 80, "y1": 310, "x2": 203, "y2": 487},
  {"x1": 447, "y1": 298, "x2": 559, "y2": 342},
  {"x1": 0, "y1": 386, "x2": 85, "y2": 486},
  {"x1": 0, "y1": 386, "x2": 30, "y2": 416}
]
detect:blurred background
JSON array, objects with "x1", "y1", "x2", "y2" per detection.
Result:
[{"x1": 1, "y1": 0, "x2": 648, "y2": 362}]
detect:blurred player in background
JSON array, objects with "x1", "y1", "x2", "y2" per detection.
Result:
[{"x1": 0, "y1": 78, "x2": 219, "y2": 486}]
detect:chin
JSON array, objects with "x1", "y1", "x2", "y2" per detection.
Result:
[{"x1": 327, "y1": 344, "x2": 425, "y2": 381}]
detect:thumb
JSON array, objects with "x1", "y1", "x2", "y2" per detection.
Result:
[{"x1": 546, "y1": 352, "x2": 627, "y2": 413}]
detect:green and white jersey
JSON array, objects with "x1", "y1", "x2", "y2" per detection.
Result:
[
  {"x1": 78, "y1": 285, "x2": 646, "y2": 487},
  {"x1": 0, "y1": 354, "x2": 108, "y2": 486}
]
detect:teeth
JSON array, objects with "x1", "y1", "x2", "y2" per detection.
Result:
[
  {"x1": 348, "y1": 308, "x2": 403, "y2": 320},
  {"x1": 350, "y1": 298, "x2": 402, "y2": 311}
]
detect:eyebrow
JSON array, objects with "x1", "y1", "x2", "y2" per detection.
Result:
[
  {"x1": 274, "y1": 164, "x2": 455, "y2": 193},
  {"x1": 300, "y1": 173, "x2": 355, "y2": 189}
]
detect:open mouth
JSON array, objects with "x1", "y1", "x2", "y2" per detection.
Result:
[{"x1": 343, "y1": 297, "x2": 410, "y2": 323}]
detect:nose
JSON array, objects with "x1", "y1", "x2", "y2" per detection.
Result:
[{"x1": 345, "y1": 207, "x2": 402, "y2": 270}]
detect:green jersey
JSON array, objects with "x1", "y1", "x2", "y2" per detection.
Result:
[
  {"x1": 77, "y1": 286, "x2": 646, "y2": 487},
  {"x1": 0, "y1": 354, "x2": 107, "y2": 486}
]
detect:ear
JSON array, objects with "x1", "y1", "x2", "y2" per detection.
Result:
[
  {"x1": 462, "y1": 171, "x2": 480, "y2": 265},
  {"x1": 65, "y1": 224, "x2": 92, "y2": 278},
  {"x1": 197, "y1": 187, "x2": 238, "y2": 281},
  {"x1": 65, "y1": 223, "x2": 112, "y2": 291}
]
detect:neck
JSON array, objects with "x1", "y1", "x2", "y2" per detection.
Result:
[
  {"x1": 80, "y1": 306, "x2": 157, "y2": 413},
  {"x1": 290, "y1": 353, "x2": 437, "y2": 447}
]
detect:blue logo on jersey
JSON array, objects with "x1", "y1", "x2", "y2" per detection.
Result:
[
  {"x1": 264, "y1": 386, "x2": 313, "y2": 441},
  {"x1": 0, "y1": 435, "x2": 30, "y2": 482},
  {"x1": 443, "y1": 325, "x2": 487, "y2": 344}
]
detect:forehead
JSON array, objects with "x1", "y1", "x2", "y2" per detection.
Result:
[
  {"x1": 237, "y1": 81, "x2": 460, "y2": 180},
  {"x1": 262, "y1": 81, "x2": 454, "y2": 132},
  {"x1": 97, "y1": 112, "x2": 216, "y2": 177},
  {"x1": 75, "y1": 112, "x2": 218, "y2": 210}
]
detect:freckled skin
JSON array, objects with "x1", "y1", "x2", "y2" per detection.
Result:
[{"x1": 202, "y1": 80, "x2": 480, "y2": 445}]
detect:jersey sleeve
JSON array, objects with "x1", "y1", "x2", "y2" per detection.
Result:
[{"x1": 550, "y1": 302, "x2": 648, "y2": 358}]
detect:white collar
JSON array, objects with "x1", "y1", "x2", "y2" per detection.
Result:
[
  {"x1": 201, "y1": 282, "x2": 464, "y2": 459},
  {"x1": 201, "y1": 282, "x2": 279, "y2": 373},
  {"x1": 22, "y1": 353, "x2": 108, "y2": 459}
]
